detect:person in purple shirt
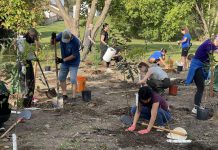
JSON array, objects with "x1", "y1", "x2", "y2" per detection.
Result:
[
  {"x1": 178, "y1": 27, "x2": 192, "y2": 70},
  {"x1": 186, "y1": 35, "x2": 218, "y2": 114},
  {"x1": 125, "y1": 86, "x2": 171, "y2": 134}
]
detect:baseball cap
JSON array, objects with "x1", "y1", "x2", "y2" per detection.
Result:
[{"x1": 62, "y1": 29, "x2": 72, "y2": 43}]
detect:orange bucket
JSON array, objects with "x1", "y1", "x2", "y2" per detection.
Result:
[
  {"x1": 169, "y1": 85, "x2": 178, "y2": 96},
  {"x1": 77, "y1": 76, "x2": 86, "y2": 93}
]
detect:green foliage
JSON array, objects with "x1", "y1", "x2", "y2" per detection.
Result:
[
  {"x1": 0, "y1": 0, "x2": 45, "y2": 33},
  {"x1": 161, "y1": 1, "x2": 195, "y2": 41},
  {"x1": 116, "y1": 58, "x2": 138, "y2": 82},
  {"x1": 109, "y1": 0, "x2": 218, "y2": 41},
  {"x1": 0, "y1": 62, "x2": 20, "y2": 94}
]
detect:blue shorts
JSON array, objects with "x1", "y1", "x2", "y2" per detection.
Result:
[{"x1": 58, "y1": 64, "x2": 78, "y2": 84}]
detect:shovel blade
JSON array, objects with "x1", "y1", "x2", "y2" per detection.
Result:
[
  {"x1": 45, "y1": 88, "x2": 57, "y2": 99},
  {"x1": 19, "y1": 110, "x2": 31, "y2": 120}
]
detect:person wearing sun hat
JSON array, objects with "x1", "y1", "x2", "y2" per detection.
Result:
[
  {"x1": 125, "y1": 86, "x2": 171, "y2": 135},
  {"x1": 52, "y1": 29, "x2": 80, "y2": 102},
  {"x1": 186, "y1": 35, "x2": 218, "y2": 114}
]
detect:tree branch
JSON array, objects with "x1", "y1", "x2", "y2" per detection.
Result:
[
  {"x1": 74, "y1": 0, "x2": 81, "y2": 36},
  {"x1": 86, "y1": 0, "x2": 98, "y2": 26},
  {"x1": 91, "y1": 0, "x2": 112, "y2": 39},
  {"x1": 48, "y1": 5, "x2": 62, "y2": 17},
  {"x1": 195, "y1": 2, "x2": 210, "y2": 38}
]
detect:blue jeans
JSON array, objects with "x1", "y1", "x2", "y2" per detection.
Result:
[
  {"x1": 131, "y1": 105, "x2": 171, "y2": 126},
  {"x1": 58, "y1": 64, "x2": 78, "y2": 84}
]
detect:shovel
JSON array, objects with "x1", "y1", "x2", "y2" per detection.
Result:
[
  {"x1": 1, "y1": 110, "x2": 32, "y2": 138},
  {"x1": 34, "y1": 53, "x2": 57, "y2": 99},
  {"x1": 120, "y1": 115, "x2": 187, "y2": 137},
  {"x1": 52, "y1": 39, "x2": 63, "y2": 108}
]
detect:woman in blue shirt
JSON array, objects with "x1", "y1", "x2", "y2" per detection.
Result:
[{"x1": 178, "y1": 27, "x2": 191, "y2": 70}]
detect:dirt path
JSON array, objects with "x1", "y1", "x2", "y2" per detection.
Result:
[{"x1": 1, "y1": 65, "x2": 218, "y2": 150}]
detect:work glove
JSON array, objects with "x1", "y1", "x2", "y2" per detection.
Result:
[
  {"x1": 56, "y1": 57, "x2": 63, "y2": 64},
  {"x1": 51, "y1": 32, "x2": 56, "y2": 45},
  {"x1": 125, "y1": 124, "x2": 136, "y2": 132},
  {"x1": 138, "y1": 129, "x2": 150, "y2": 135}
]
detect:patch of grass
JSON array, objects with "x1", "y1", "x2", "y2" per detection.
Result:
[{"x1": 58, "y1": 139, "x2": 81, "y2": 150}]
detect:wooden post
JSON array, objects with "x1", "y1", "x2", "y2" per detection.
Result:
[
  {"x1": 210, "y1": 63, "x2": 214, "y2": 97},
  {"x1": 34, "y1": 50, "x2": 39, "y2": 81}
]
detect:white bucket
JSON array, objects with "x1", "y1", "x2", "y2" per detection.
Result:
[
  {"x1": 135, "y1": 93, "x2": 139, "y2": 106},
  {"x1": 103, "y1": 47, "x2": 116, "y2": 62}
]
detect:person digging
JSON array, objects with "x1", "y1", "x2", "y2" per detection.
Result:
[
  {"x1": 137, "y1": 62, "x2": 170, "y2": 93},
  {"x1": 16, "y1": 28, "x2": 40, "y2": 107},
  {"x1": 148, "y1": 48, "x2": 169, "y2": 69},
  {"x1": 126, "y1": 86, "x2": 171, "y2": 134},
  {"x1": 51, "y1": 30, "x2": 80, "y2": 103}
]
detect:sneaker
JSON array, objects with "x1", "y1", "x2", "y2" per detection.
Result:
[
  {"x1": 0, "y1": 127, "x2": 5, "y2": 132},
  {"x1": 191, "y1": 107, "x2": 197, "y2": 114},
  {"x1": 192, "y1": 106, "x2": 204, "y2": 114},
  {"x1": 63, "y1": 95, "x2": 68, "y2": 101}
]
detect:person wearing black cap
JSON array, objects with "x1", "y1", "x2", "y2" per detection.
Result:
[
  {"x1": 126, "y1": 86, "x2": 171, "y2": 134},
  {"x1": 16, "y1": 28, "x2": 40, "y2": 107}
]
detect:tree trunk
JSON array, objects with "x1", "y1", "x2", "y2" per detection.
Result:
[
  {"x1": 74, "y1": 0, "x2": 81, "y2": 37},
  {"x1": 64, "y1": 0, "x2": 69, "y2": 15},
  {"x1": 54, "y1": 0, "x2": 75, "y2": 34},
  {"x1": 195, "y1": 2, "x2": 210, "y2": 39},
  {"x1": 86, "y1": 0, "x2": 98, "y2": 26},
  {"x1": 91, "y1": 0, "x2": 112, "y2": 40},
  {"x1": 82, "y1": 0, "x2": 98, "y2": 44}
]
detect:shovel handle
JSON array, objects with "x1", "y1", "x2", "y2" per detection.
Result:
[
  {"x1": 141, "y1": 122, "x2": 187, "y2": 136},
  {"x1": 1, "y1": 119, "x2": 22, "y2": 138}
]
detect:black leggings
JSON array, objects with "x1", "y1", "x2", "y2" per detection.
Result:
[
  {"x1": 193, "y1": 68, "x2": 205, "y2": 106},
  {"x1": 19, "y1": 60, "x2": 35, "y2": 107}
]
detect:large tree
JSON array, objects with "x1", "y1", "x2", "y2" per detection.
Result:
[
  {"x1": 110, "y1": 0, "x2": 218, "y2": 41},
  {"x1": 49, "y1": 0, "x2": 112, "y2": 38},
  {"x1": 0, "y1": 0, "x2": 45, "y2": 33}
]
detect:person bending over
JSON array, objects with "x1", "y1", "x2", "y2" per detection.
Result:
[
  {"x1": 148, "y1": 48, "x2": 169, "y2": 68},
  {"x1": 126, "y1": 86, "x2": 171, "y2": 134},
  {"x1": 138, "y1": 62, "x2": 170, "y2": 93},
  {"x1": 186, "y1": 35, "x2": 218, "y2": 114}
]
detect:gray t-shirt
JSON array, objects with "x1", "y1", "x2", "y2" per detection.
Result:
[
  {"x1": 149, "y1": 64, "x2": 168, "y2": 80},
  {"x1": 83, "y1": 29, "x2": 91, "y2": 47},
  {"x1": 16, "y1": 36, "x2": 36, "y2": 60}
]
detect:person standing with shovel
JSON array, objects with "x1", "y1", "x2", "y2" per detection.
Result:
[
  {"x1": 16, "y1": 28, "x2": 40, "y2": 107},
  {"x1": 51, "y1": 30, "x2": 80, "y2": 103}
]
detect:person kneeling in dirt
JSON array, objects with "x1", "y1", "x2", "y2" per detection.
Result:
[
  {"x1": 137, "y1": 62, "x2": 170, "y2": 93},
  {"x1": 126, "y1": 86, "x2": 171, "y2": 134},
  {"x1": 51, "y1": 30, "x2": 80, "y2": 102},
  {"x1": 148, "y1": 48, "x2": 169, "y2": 68}
]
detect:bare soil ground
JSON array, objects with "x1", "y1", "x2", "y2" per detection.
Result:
[{"x1": 1, "y1": 64, "x2": 218, "y2": 150}]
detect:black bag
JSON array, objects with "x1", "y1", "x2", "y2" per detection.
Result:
[{"x1": 0, "y1": 81, "x2": 11, "y2": 124}]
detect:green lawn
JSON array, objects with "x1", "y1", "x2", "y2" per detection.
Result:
[
  {"x1": 1, "y1": 21, "x2": 217, "y2": 68},
  {"x1": 36, "y1": 21, "x2": 204, "y2": 64}
]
